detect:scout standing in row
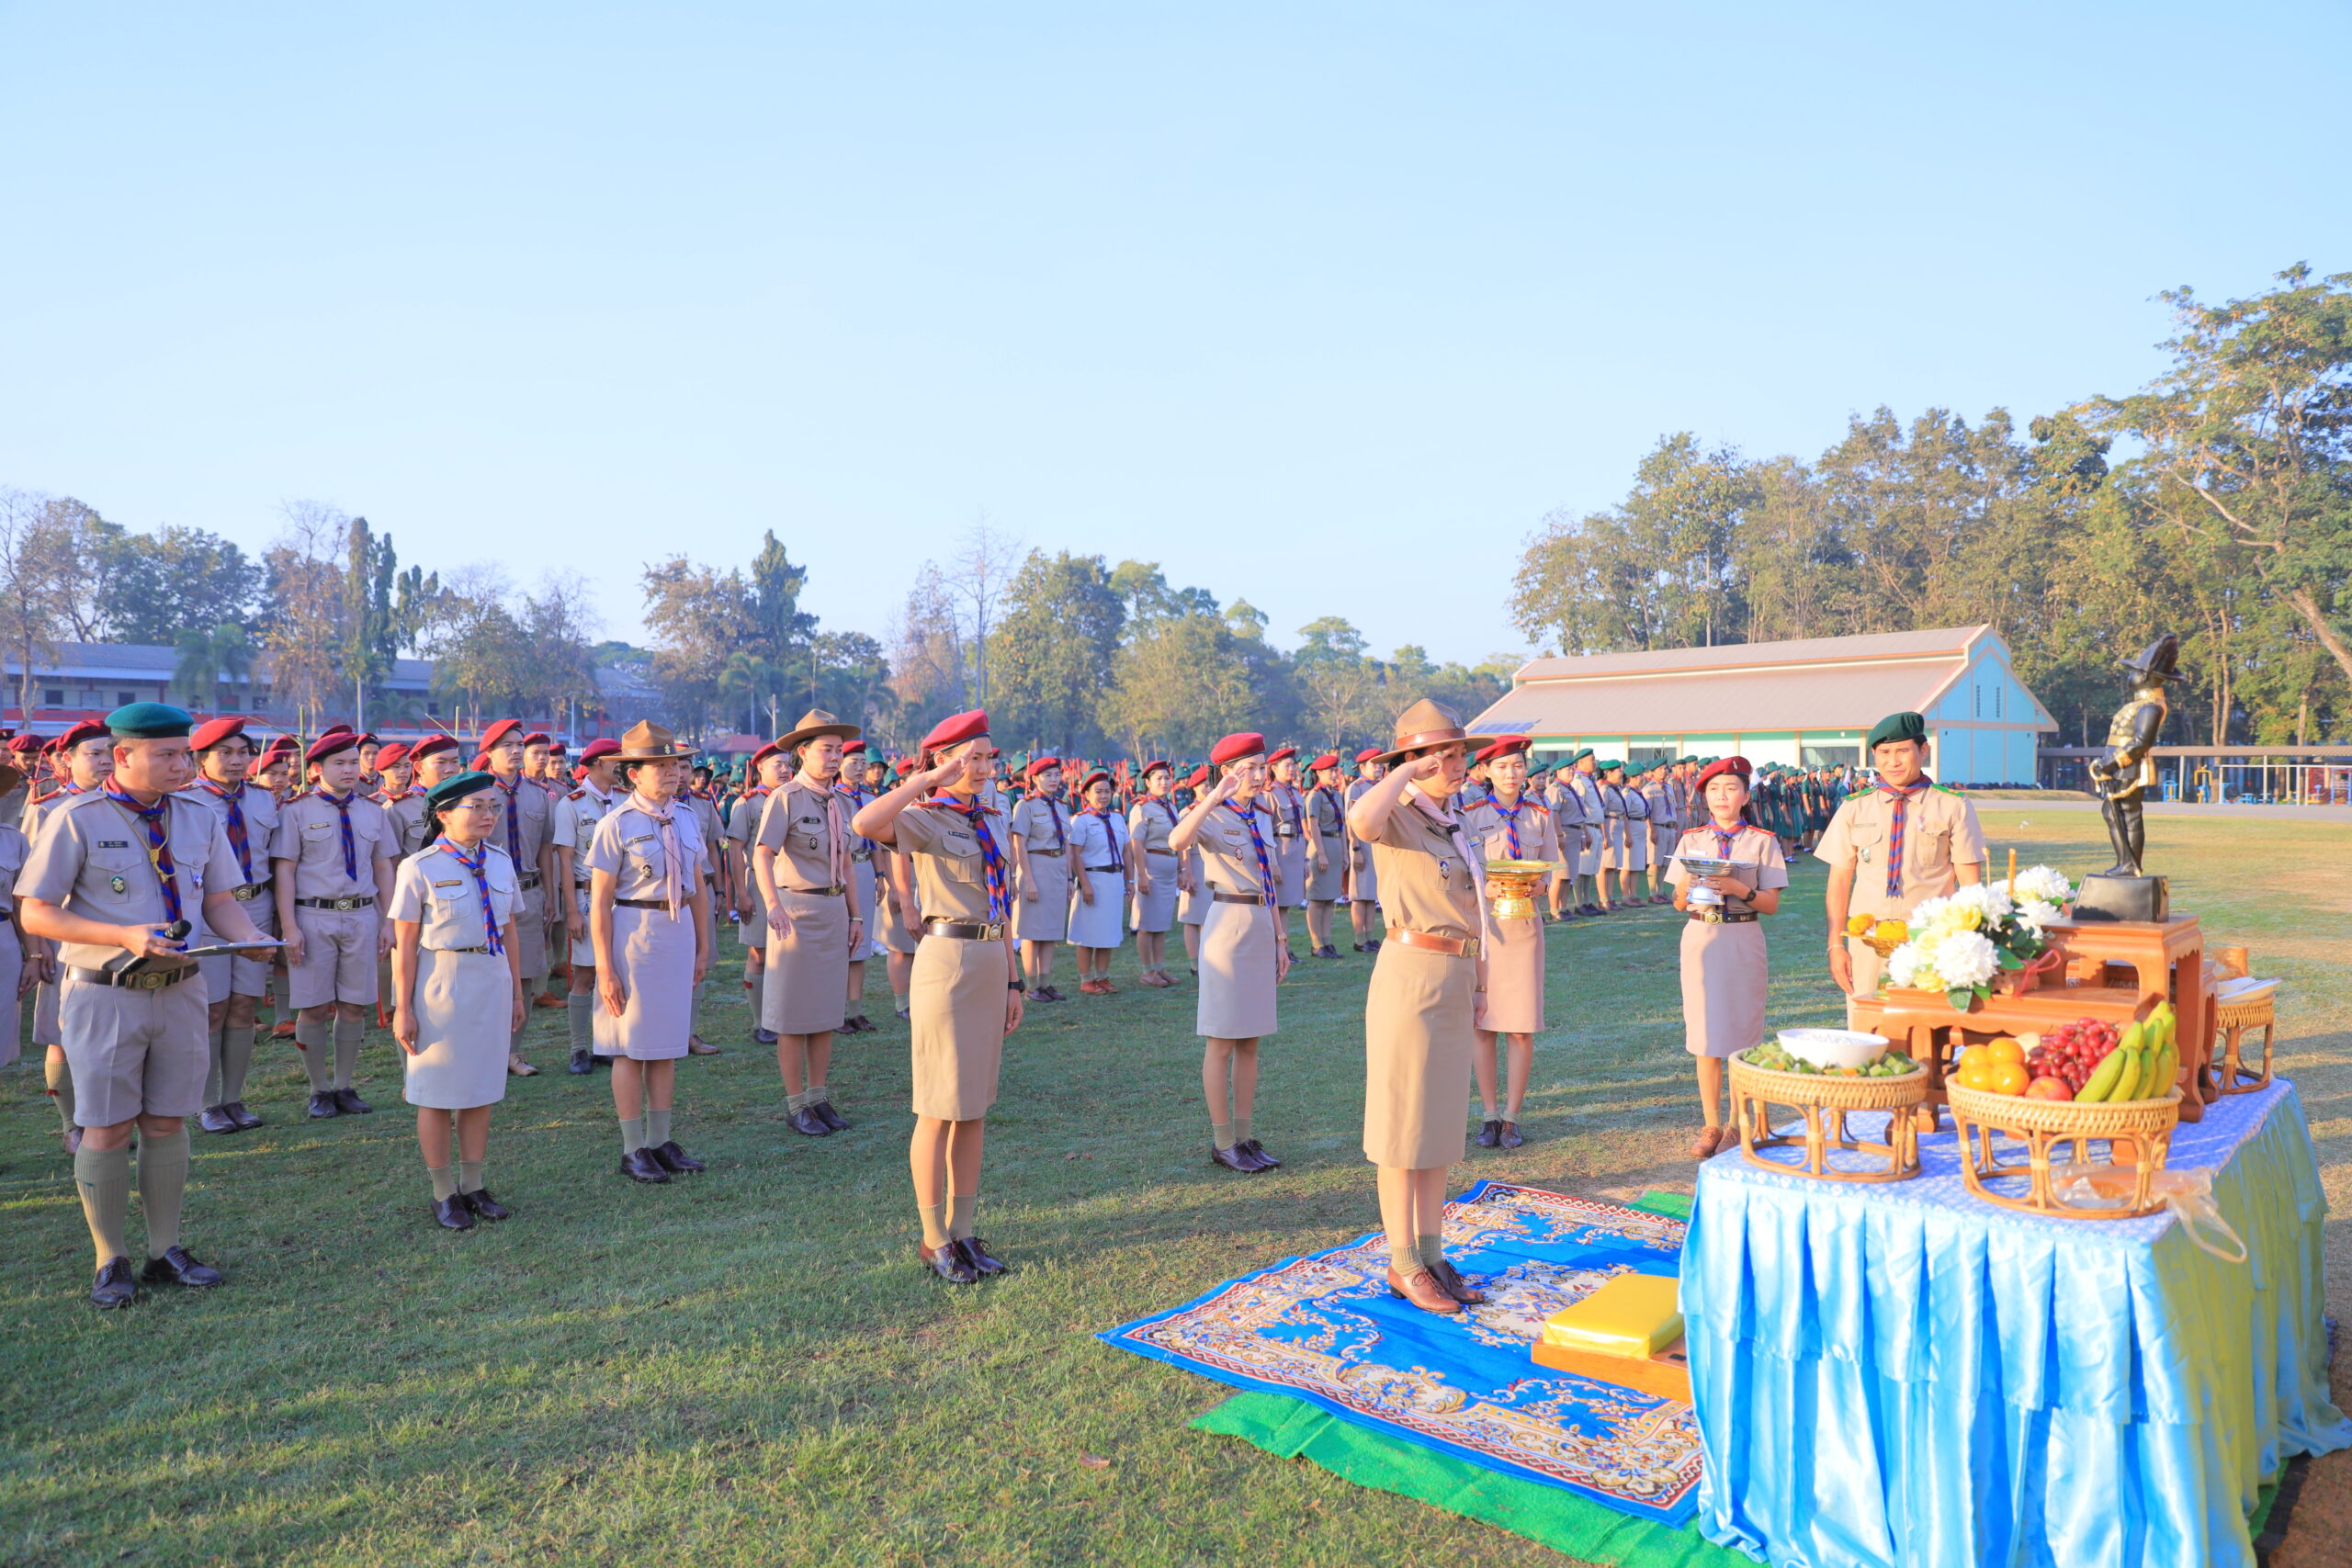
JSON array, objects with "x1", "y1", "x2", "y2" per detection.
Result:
[
  {"x1": 0, "y1": 761, "x2": 28, "y2": 1077},
  {"x1": 1012, "y1": 757, "x2": 1074, "y2": 1001},
  {"x1": 1302, "y1": 754, "x2": 1348, "y2": 957},
  {"x1": 839, "y1": 740, "x2": 881, "y2": 1034},
  {"x1": 272, "y1": 728, "x2": 397, "y2": 1119},
  {"x1": 478, "y1": 720, "x2": 558, "y2": 1075},
  {"x1": 728, "y1": 741, "x2": 787, "y2": 1044},
  {"x1": 389, "y1": 771, "x2": 526, "y2": 1229},
  {"x1": 754, "y1": 709, "x2": 865, "y2": 1138},
  {"x1": 552, "y1": 738, "x2": 624, "y2": 1074},
  {"x1": 587, "y1": 724, "x2": 712, "y2": 1183},
  {"x1": 851, "y1": 711, "x2": 1025, "y2": 1285},
  {"x1": 1125, "y1": 761, "x2": 1182, "y2": 987},
  {"x1": 27, "y1": 721, "x2": 114, "y2": 1152},
  {"x1": 1176, "y1": 765, "x2": 1209, "y2": 973},
  {"x1": 1170, "y1": 733, "x2": 1290, "y2": 1173},
  {"x1": 1343, "y1": 748, "x2": 1385, "y2": 952},
  {"x1": 1666, "y1": 757, "x2": 1787, "y2": 1156},
  {"x1": 1265, "y1": 747, "x2": 1308, "y2": 949},
  {"x1": 187, "y1": 717, "x2": 279, "y2": 1134},
  {"x1": 1066, "y1": 769, "x2": 1132, "y2": 993},
  {"x1": 1347, "y1": 700, "x2": 1491, "y2": 1317},
  {"x1": 21, "y1": 703, "x2": 272, "y2": 1307},
  {"x1": 1461, "y1": 735, "x2": 1557, "y2": 1149}
]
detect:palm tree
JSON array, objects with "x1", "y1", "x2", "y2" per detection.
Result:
[
  {"x1": 717, "y1": 651, "x2": 783, "y2": 737},
  {"x1": 174, "y1": 622, "x2": 254, "y2": 714}
]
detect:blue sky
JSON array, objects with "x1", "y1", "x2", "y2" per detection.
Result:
[{"x1": 4, "y1": 2, "x2": 2346, "y2": 668}]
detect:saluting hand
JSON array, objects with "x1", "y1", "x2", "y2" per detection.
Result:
[{"x1": 1399, "y1": 753, "x2": 1448, "y2": 783}]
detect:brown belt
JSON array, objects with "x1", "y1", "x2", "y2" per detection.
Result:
[
  {"x1": 1386, "y1": 928, "x2": 1481, "y2": 959},
  {"x1": 296, "y1": 895, "x2": 375, "y2": 911},
  {"x1": 1084, "y1": 863, "x2": 1124, "y2": 873},
  {"x1": 231, "y1": 880, "x2": 272, "y2": 902},
  {"x1": 1690, "y1": 908, "x2": 1758, "y2": 924},
  {"x1": 924, "y1": 919, "x2": 1006, "y2": 941},
  {"x1": 615, "y1": 897, "x2": 682, "y2": 910},
  {"x1": 1212, "y1": 892, "x2": 1266, "y2": 905},
  {"x1": 70, "y1": 964, "x2": 195, "y2": 990},
  {"x1": 784, "y1": 885, "x2": 845, "y2": 897}
]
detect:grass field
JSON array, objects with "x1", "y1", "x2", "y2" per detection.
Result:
[{"x1": 3, "y1": 809, "x2": 2348, "y2": 1566}]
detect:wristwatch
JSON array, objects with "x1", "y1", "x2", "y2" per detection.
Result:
[{"x1": 1008, "y1": 978, "x2": 1026, "y2": 993}]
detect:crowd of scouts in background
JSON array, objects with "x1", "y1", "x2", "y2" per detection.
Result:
[{"x1": 2, "y1": 694, "x2": 1873, "y2": 1307}]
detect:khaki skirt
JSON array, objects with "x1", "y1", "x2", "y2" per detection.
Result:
[
  {"x1": 879, "y1": 876, "x2": 922, "y2": 955},
  {"x1": 1273, "y1": 835, "x2": 1306, "y2": 908},
  {"x1": 1679, "y1": 919, "x2": 1768, "y2": 1057},
  {"x1": 850, "y1": 855, "x2": 880, "y2": 959},
  {"x1": 1179, "y1": 850, "x2": 1209, "y2": 927},
  {"x1": 1306, "y1": 837, "x2": 1346, "y2": 901},
  {"x1": 1350, "y1": 843, "x2": 1379, "y2": 902},
  {"x1": 763, "y1": 888, "x2": 849, "y2": 1034},
  {"x1": 1017, "y1": 859, "x2": 1070, "y2": 942},
  {"x1": 594, "y1": 905, "x2": 695, "y2": 1061},
  {"x1": 910, "y1": 933, "x2": 1007, "y2": 1120},
  {"x1": 1363, "y1": 943, "x2": 1475, "y2": 1168},
  {"x1": 1477, "y1": 910, "x2": 1545, "y2": 1035},
  {"x1": 402, "y1": 948, "x2": 512, "y2": 1110},
  {"x1": 1133, "y1": 851, "x2": 1180, "y2": 933},
  {"x1": 1196, "y1": 897, "x2": 1277, "y2": 1040}
]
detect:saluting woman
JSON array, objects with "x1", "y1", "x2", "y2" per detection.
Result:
[
  {"x1": 390, "y1": 771, "x2": 527, "y2": 1230},
  {"x1": 1125, "y1": 761, "x2": 1182, "y2": 987},
  {"x1": 852, "y1": 710, "x2": 1026, "y2": 1285},
  {"x1": 1175, "y1": 764, "x2": 1210, "y2": 974},
  {"x1": 1666, "y1": 756, "x2": 1786, "y2": 1158},
  {"x1": 1347, "y1": 699, "x2": 1494, "y2": 1317},
  {"x1": 1067, "y1": 770, "x2": 1132, "y2": 994},
  {"x1": 586, "y1": 723, "x2": 713, "y2": 1185},
  {"x1": 1459, "y1": 735, "x2": 1559, "y2": 1150},
  {"x1": 1168, "y1": 733, "x2": 1290, "y2": 1174}
]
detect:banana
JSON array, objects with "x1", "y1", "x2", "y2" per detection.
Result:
[
  {"x1": 2147, "y1": 1038, "x2": 2179, "y2": 1100},
  {"x1": 2075, "y1": 1043, "x2": 2130, "y2": 1103},
  {"x1": 2109, "y1": 1044, "x2": 2145, "y2": 1103}
]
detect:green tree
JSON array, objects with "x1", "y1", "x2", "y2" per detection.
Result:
[
  {"x1": 989, "y1": 550, "x2": 1125, "y2": 751},
  {"x1": 1102, "y1": 613, "x2": 1255, "y2": 757},
  {"x1": 99, "y1": 525, "x2": 264, "y2": 643},
  {"x1": 172, "y1": 621, "x2": 254, "y2": 713}
]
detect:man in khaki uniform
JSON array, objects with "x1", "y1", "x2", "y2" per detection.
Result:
[
  {"x1": 1818, "y1": 710, "x2": 1989, "y2": 1021},
  {"x1": 478, "y1": 719, "x2": 559, "y2": 1074},
  {"x1": 1342, "y1": 748, "x2": 1385, "y2": 953},
  {"x1": 184, "y1": 716, "x2": 279, "y2": 1135},
  {"x1": 271, "y1": 728, "x2": 398, "y2": 1119},
  {"x1": 389, "y1": 735, "x2": 466, "y2": 856},
  {"x1": 1302, "y1": 753, "x2": 1347, "y2": 957},
  {"x1": 27, "y1": 720, "x2": 117, "y2": 1152},
  {"x1": 728, "y1": 741, "x2": 788, "y2": 1045}
]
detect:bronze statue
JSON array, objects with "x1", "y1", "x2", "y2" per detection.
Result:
[{"x1": 2086, "y1": 634, "x2": 2182, "y2": 877}]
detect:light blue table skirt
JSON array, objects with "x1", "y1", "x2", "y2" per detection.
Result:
[{"x1": 1684, "y1": 1079, "x2": 2347, "y2": 1567}]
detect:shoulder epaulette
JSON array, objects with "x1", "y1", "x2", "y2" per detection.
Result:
[
  {"x1": 1931, "y1": 784, "x2": 1963, "y2": 796},
  {"x1": 568, "y1": 788, "x2": 586, "y2": 800}
]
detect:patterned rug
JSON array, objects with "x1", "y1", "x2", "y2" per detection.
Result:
[{"x1": 1099, "y1": 1181, "x2": 1704, "y2": 1525}]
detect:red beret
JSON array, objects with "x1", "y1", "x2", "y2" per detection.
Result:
[
  {"x1": 748, "y1": 740, "x2": 783, "y2": 770},
  {"x1": 1310, "y1": 753, "x2": 1340, "y2": 772},
  {"x1": 1693, "y1": 755, "x2": 1753, "y2": 793},
  {"x1": 257, "y1": 734, "x2": 296, "y2": 759},
  {"x1": 1210, "y1": 732, "x2": 1265, "y2": 766},
  {"x1": 479, "y1": 718, "x2": 524, "y2": 752},
  {"x1": 1355, "y1": 748, "x2": 1383, "y2": 765},
  {"x1": 920, "y1": 709, "x2": 989, "y2": 753},
  {"x1": 1266, "y1": 745, "x2": 1297, "y2": 765},
  {"x1": 317, "y1": 722, "x2": 354, "y2": 739},
  {"x1": 1476, "y1": 734, "x2": 1532, "y2": 765},
  {"x1": 306, "y1": 729, "x2": 365, "y2": 765},
  {"x1": 1025, "y1": 755, "x2": 1062, "y2": 780},
  {"x1": 1078, "y1": 768, "x2": 1113, "y2": 794},
  {"x1": 470, "y1": 751, "x2": 494, "y2": 772},
  {"x1": 7, "y1": 732, "x2": 41, "y2": 755},
  {"x1": 190, "y1": 716, "x2": 249, "y2": 752},
  {"x1": 57, "y1": 720, "x2": 108, "y2": 751},
  {"x1": 1182, "y1": 765, "x2": 1209, "y2": 789},
  {"x1": 1140, "y1": 759, "x2": 1171, "y2": 777},
  {"x1": 520, "y1": 731, "x2": 551, "y2": 748},
  {"x1": 373, "y1": 741, "x2": 410, "y2": 769},
  {"x1": 579, "y1": 738, "x2": 621, "y2": 762},
  {"x1": 408, "y1": 733, "x2": 460, "y2": 761}
]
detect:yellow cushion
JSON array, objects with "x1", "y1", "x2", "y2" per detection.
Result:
[{"x1": 1539, "y1": 1273, "x2": 1684, "y2": 1359}]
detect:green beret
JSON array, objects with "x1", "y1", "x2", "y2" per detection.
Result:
[
  {"x1": 425, "y1": 769, "x2": 500, "y2": 818},
  {"x1": 1566, "y1": 747, "x2": 1595, "y2": 765},
  {"x1": 1598, "y1": 759, "x2": 1623, "y2": 773},
  {"x1": 1867, "y1": 712, "x2": 1927, "y2": 750},
  {"x1": 106, "y1": 701, "x2": 193, "y2": 739}
]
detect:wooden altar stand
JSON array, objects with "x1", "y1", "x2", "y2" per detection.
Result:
[{"x1": 1851, "y1": 914, "x2": 2217, "y2": 1132}]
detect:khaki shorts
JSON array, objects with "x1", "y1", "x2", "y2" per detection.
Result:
[
  {"x1": 288, "y1": 904, "x2": 382, "y2": 1008},
  {"x1": 62, "y1": 968, "x2": 210, "y2": 1126}
]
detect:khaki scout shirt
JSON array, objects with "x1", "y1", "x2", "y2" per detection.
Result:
[
  {"x1": 388, "y1": 842, "x2": 521, "y2": 948},
  {"x1": 17, "y1": 789, "x2": 245, "y2": 972},
  {"x1": 756, "y1": 779, "x2": 846, "y2": 892},
  {"x1": 1127, "y1": 795, "x2": 1182, "y2": 856},
  {"x1": 1364, "y1": 789, "x2": 1481, "y2": 940},
  {"x1": 483, "y1": 773, "x2": 550, "y2": 888},
  {"x1": 381, "y1": 791, "x2": 435, "y2": 859},
  {"x1": 184, "y1": 778, "x2": 279, "y2": 892},
  {"x1": 1010, "y1": 794, "x2": 1069, "y2": 852},
  {"x1": 1814, "y1": 780, "x2": 1988, "y2": 919},
  {"x1": 583, "y1": 798, "x2": 707, "y2": 903},
  {"x1": 1196, "y1": 800, "x2": 1275, "y2": 897},
  {"x1": 270, "y1": 790, "x2": 395, "y2": 899},
  {"x1": 1266, "y1": 784, "x2": 1305, "y2": 843},
  {"x1": 1305, "y1": 785, "x2": 1346, "y2": 855},
  {"x1": 892, "y1": 798, "x2": 1011, "y2": 924},
  {"x1": 552, "y1": 783, "x2": 621, "y2": 884},
  {"x1": 1461, "y1": 793, "x2": 1562, "y2": 866}
]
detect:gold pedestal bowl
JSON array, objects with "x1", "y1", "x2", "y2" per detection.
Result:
[{"x1": 1483, "y1": 860, "x2": 1557, "y2": 921}]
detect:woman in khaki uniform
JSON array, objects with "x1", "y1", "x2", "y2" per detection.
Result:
[
  {"x1": 1125, "y1": 761, "x2": 1182, "y2": 987},
  {"x1": 837, "y1": 741, "x2": 880, "y2": 1035},
  {"x1": 1012, "y1": 758, "x2": 1075, "y2": 1000},
  {"x1": 1066, "y1": 770, "x2": 1132, "y2": 993},
  {"x1": 1302, "y1": 754, "x2": 1347, "y2": 959},
  {"x1": 1665, "y1": 757, "x2": 1786, "y2": 1157},
  {"x1": 1265, "y1": 747, "x2": 1307, "y2": 938},
  {"x1": 1459, "y1": 735, "x2": 1558, "y2": 1150},
  {"x1": 389, "y1": 771, "x2": 526, "y2": 1230},
  {"x1": 728, "y1": 742, "x2": 788, "y2": 1044},
  {"x1": 852, "y1": 710, "x2": 1026, "y2": 1286},
  {"x1": 1169, "y1": 734, "x2": 1292, "y2": 1174},
  {"x1": 754, "y1": 709, "x2": 865, "y2": 1139},
  {"x1": 1176, "y1": 764, "x2": 1209, "y2": 973},
  {"x1": 1344, "y1": 749, "x2": 1386, "y2": 952},
  {"x1": 1347, "y1": 699, "x2": 1493, "y2": 1317}
]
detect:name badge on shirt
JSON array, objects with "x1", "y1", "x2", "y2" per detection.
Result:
[
  {"x1": 97, "y1": 840, "x2": 130, "y2": 849},
  {"x1": 432, "y1": 879, "x2": 462, "y2": 888}
]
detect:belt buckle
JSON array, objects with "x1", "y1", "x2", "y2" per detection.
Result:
[{"x1": 1703, "y1": 908, "x2": 1723, "y2": 924}]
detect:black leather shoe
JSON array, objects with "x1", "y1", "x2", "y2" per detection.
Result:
[
  {"x1": 333, "y1": 1088, "x2": 372, "y2": 1115},
  {"x1": 225, "y1": 1100, "x2": 263, "y2": 1131},
  {"x1": 198, "y1": 1105, "x2": 239, "y2": 1134},
  {"x1": 1317, "y1": 944, "x2": 1340, "y2": 959},
  {"x1": 789, "y1": 1107, "x2": 831, "y2": 1137},
  {"x1": 1476, "y1": 1119, "x2": 1502, "y2": 1148},
  {"x1": 754, "y1": 1028, "x2": 779, "y2": 1044},
  {"x1": 141, "y1": 1246, "x2": 224, "y2": 1288},
  {"x1": 434, "y1": 1195, "x2": 477, "y2": 1230},
  {"x1": 1498, "y1": 1121, "x2": 1525, "y2": 1149},
  {"x1": 921, "y1": 1241, "x2": 977, "y2": 1283},
  {"x1": 568, "y1": 1049, "x2": 593, "y2": 1074},
  {"x1": 1351, "y1": 942, "x2": 1366, "y2": 953},
  {"x1": 307, "y1": 1091, "x2": 340, "y2": 1119},
  {"x1": 461, "y1": 1189, "x2": 511, "y2": 1221},
  {"x1": 1210, "y1": 1143, "x2": 1258, "y2": 1173},
  {"x1": 651, "y1": 1140, "x2": 705, "y2": 1174},
  {"x1": 810, "y1": 1100, "x2": 850, "y2": 1132},
  {"x1": 1365, "y1": 939, "x2": 1383, "y2": 953},
  {"x1": 91, "y1": 1256, "x2": 138, "y2": 1308},
  {"x1": 620, "y1": 1147, "x2": 672, "y2": 1183},
  {"x1": 1240, "y1": 1138, "x2": 1281, "y2": 1169},
  {"x1": 959, "y1": 1235, "x2": 1007, "y2": 1276},
  {"x1": 1430, "y1": 1257, "x2": 1487, "y2": 1305}
]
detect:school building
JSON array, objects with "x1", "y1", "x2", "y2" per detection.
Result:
[{"x1": 1465, "y1": 626, "x2": 2055, "y2": 784}]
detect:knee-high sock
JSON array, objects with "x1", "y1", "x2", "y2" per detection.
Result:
[
  {"x1": 567, "y1": 993, "x2": 593, "y2": 1055},
  {"x1": 220, "y1": 1025, "x2": 256, "y2": 1103},
  {"x1": 748, "y1": 968, "x2": 766, "y2": 1030},
  {"x1": 294, "y1": 1016, "x2": 332, "y2": 1091},
  {"x1": 618, "y1": 1116, "x2": 645, "y2": 1154},
  {"x1": 138, "y1": 1127, "x2": 191, "y2": 1258},
  {"x1": 75, "y1": 1143, "x2": 132, "y2": 1264},
  {"x1": 46, "y1": 1051, "x2": 77, "y2": 1134},
  {"x1": 203, "y1": 1021, "x2": 229, "y2": 1107},
  {"x1": 689, "y1": 978, "x2": 704, "y2": 1039},
  {"x1": 331, "y1": 1015, "x2": 365, "y2": 1091},
  {"x1": 1417, "y1": 1234, "x2": 1447, "y2": 1269}
]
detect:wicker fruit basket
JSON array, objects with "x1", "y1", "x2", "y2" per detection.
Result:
[
  {"x1": 1944, "y1": 1083, "x2": 2182, "y2": 1219},
  {"x1": 1728, "y1": 1055, "x2": 1928, "y2": 1182}
]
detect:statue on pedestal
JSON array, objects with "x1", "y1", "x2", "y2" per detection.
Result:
[{"x1": 2078, "y1": 634, "x2": 2184, "y2": 921}]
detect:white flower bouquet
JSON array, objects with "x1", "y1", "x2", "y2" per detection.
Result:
[{"x1": 1883, "y1": 867, "x2": 2076, "y2": 1010}]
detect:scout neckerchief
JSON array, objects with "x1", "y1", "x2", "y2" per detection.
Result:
[
  {"x1": 1225, "y1": 795, "x2": 1272, "y2": 895},
  {"x1": 199, "y1": 777, "x2": 255, "y2": 885},
  {"x1": 836, "y1": 779, "x2": 873, "y2": 860},
  {"x1": 103, "y1": 783, "x2": 184, "y2": 924},
  {"x1": 1878, "y1": 775, "x2": 1930, "y2": 899},
  {"x1": 928, "y1": 793, "x2": 1009, "y2": 920},
  {"x1": 1487, "y1": 788, "x2": 1532, "y2": 857},
  {"x1": 1155, "y1": 793, "x2": 1182, "y2": 838},
  {"x1": 1031, "y1": 788, "x2": 1066, "y2": 850},
  {"x1": 435, "y1": 835, "x2": 505, "y2": 955},
  {"x1": 1313, "y1": 782, "x2": 1340, "y2": 833},
  {"x1": 1081, "y1": 799, "x2": 1124, "y2": 863},
  {"x1": 314, "y1": 785, "x2": 361, "y2": 883},
  {"x1": 629, "y1": 792, "x2": 686, "y2": 918}
]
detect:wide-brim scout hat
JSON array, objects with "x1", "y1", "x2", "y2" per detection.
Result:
[
  {"x1": 1368, "y1": 699, "x2": 1494, "y2": 768},
  {"x1": 2120, "y1": 633, "x2": 2188, "y2": 682},
  {"x1": 611, "y1": 720, "x2": 686, "y2": 762},
  {"x1": 778, "y1": 707, "x2": 863, "y2": 751}
]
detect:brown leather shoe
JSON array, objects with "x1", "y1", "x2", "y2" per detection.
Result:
[
  {"x1": 1385, "y1": 1264, "x2": 1462, "y2": 1314},
  {"x1": 687, "y1": 1038, "x2": 722, "y2": 1055},
  {"x1": 958, "y1": 1235, "x2": 1008, "y2": 1276},
  {"x1": 508, "y1": 1055, "x2": 538, "y2": 1077},
  {"x1": 789, "y1": 1106, "x2": 831, "y2": 1138},
  {"x1": 921, "y1": 1240, "x2": 978, "y2": 1284},
  {"x1": 1209, "y1": 1143, "x2": 1257, "y2": 1173},
  {"x1": 1429, "y1": 1258, "x2": 1487, "y2": 1305},
  {"x1": 533, "y1": 992, "x2": 567, "y2": 1010},
  {"x1": 1239, "y1": 1138, "x2": 1280, "y2": 1169},
  {"x1": 1692, "y1": 1124, "x2": 1728, "y2": 1158}
]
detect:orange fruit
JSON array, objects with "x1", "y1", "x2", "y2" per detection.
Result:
[
  {"x1": 1989, "y1": 1038, "x2": 2027, "y2": 1067},
  {"x1": 1990, "y1": 1062, "x2": 2030, "y2": 1096},
  {"x1": 1956, "y1": 1065, "x2": 1993, "y2": 1092},
  {"x1": 1957, "y1": 1045, "x2": 1989, "y2": 1075}
]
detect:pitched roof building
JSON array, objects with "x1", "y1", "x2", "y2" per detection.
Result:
[{"x1": 1466, "y1": 625, "x2": 2056, "y2": 784}]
